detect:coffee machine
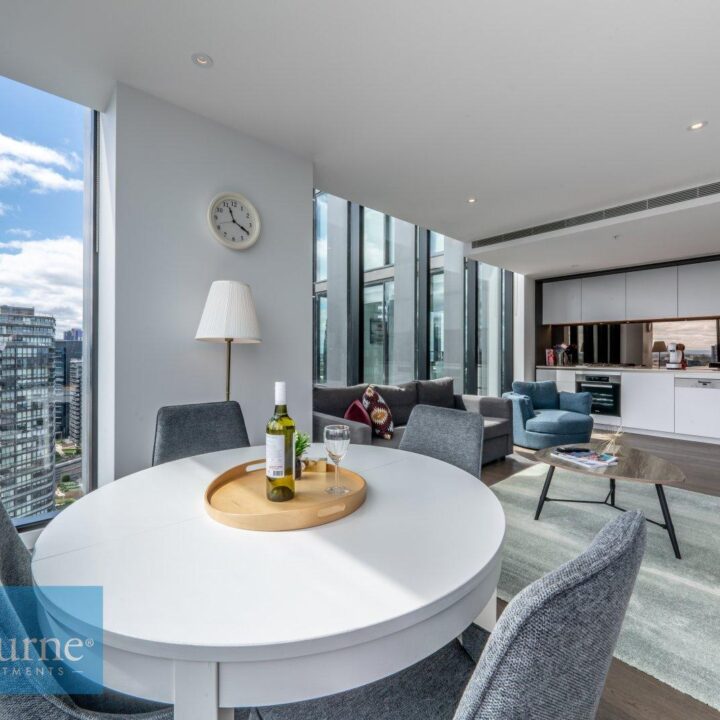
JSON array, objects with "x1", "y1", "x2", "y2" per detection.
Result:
[{"x1": 666, "y1": 342, "x2": 686, "y2": 370}]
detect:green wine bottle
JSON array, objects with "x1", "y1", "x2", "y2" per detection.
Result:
[{"x1": 266, "y1": 381, "x2": 296, "y2": 502}]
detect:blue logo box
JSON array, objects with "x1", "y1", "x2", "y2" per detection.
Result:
[{"x1": 0, "y1": 586, "x2": 103, "y2": 695}]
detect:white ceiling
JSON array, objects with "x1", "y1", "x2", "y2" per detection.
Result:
[
  {"x1": 468, "y1": 196, "x2": 720, "y2": 279},
  {"x1": 2, "y1": 0, "x2": 720, "y2": 256}
]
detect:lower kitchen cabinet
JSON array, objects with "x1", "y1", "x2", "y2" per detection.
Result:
[
  {"x1": 621, "y1": 372, "x2": 675, "y2": 433},
  {"x1": 675, "y1": 377, "x2": 720, "y2": 439}
]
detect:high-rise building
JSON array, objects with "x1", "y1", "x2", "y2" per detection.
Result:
[
  {"x1": 0, "y1": 306, "x2": 56, "y2": 518},
  {"x1": 69, "y1": 358, "x2": 82, "y2": 447},
  {"x1": 63, "y1": 328, "x2": 83, "y2": 342},
  {"x1": 54, "y1": 339, "x2": 82, "y2": 439}
]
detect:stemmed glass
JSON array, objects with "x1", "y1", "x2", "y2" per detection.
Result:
[{"x1": 324, "y1": 424, "x2": 351, "y2": 495}]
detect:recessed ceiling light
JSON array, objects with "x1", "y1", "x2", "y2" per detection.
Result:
[
  {"x1": 467, "y1": 197, "x2": 477, "y2": 204},
  {"x1": 191, "y1": 53, "x2": 214, "y2": 68},
  {"x1": 687, "y1": 120, "x2": 708, "y2": 131}
]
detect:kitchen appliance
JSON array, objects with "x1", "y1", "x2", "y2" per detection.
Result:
[
  {"x1": 576, "y1": 373, "x2": 621, "y2": 416},
  {"x1": 666, "y1": 342, "x2": 685, "y2": 370}
]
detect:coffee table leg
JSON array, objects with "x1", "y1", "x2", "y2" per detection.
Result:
[
  {"x1": 655, "y1": 484, "x2": 681, "y2": 560},
  {"x1": 535, "y1": 465, "x2": 555, "y2": 520}
]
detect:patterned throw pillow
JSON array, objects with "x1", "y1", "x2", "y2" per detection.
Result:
[{"x1": 362, "y1": 386, "x2": 394, "y2": 439}]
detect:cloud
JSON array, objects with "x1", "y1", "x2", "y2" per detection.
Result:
[
  {"x1": 0, "y1": 236, "x2": 82, "y2": 333},
  {"x1": 0, "y1": 132, "x2": 82, "y2": 193},
  {"x1": 5, "y1": 228, "x2": 34, "y2": 238},
  {"x1": 0, "y1": 133, "x2": 77, "y2": 171},
  {"x1": 0, "y1": 201, "x2": 12, "y2": 216}
]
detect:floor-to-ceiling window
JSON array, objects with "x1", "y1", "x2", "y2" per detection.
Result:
[
  {"x1": 312, "y1": 192, "x2": 512, "y2": 395},
  {"x1": 362, "y1": 281, "x2": 395, "y2": 384},
  {"x1": 0, "y1": 75, "x2": 96, "y2": 525},
  {"x1": 478, "y1": 263, "x2": 503, "y2": 396},
  {"x1": 429, "y1": 272, "x2": 444, "y2": 378}
]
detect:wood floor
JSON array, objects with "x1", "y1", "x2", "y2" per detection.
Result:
[{"x1": 487, "y1": 431, "x2": 720, "y2": 720}]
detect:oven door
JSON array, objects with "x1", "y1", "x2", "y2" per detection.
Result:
[{"x1": 576, "y1": 380, "x2": 621, "y2": 416}]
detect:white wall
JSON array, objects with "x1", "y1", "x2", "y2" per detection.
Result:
[
  {"x1": 98, "y1": 84, "x2": 313, "y2": 482},
  {"x1": 513, "y1": 274, "x2": 536, "y2": 382}
]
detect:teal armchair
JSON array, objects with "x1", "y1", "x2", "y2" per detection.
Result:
[{"x1": 503, "y1": 380, "x2": 593, "y2": 450}]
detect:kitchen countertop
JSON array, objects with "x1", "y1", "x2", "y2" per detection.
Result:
[{"x1": 537, "y1": 365, "x2": 720, "y2": 377}]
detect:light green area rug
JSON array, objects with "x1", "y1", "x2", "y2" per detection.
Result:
[{"x1": 491, "y1": 465, "x2": 720, "y2": 711}]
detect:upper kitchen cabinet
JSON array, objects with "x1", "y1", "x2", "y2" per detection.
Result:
[
  {"x1": 542, "y1": 279, "x2": 582, "y2": 325},
  {"x1": 625, "y1": 266, "x2": 678, "y2": 320},
  {"x1": 581, "y1": 274, "x2": 626, "y2": 322},
  {"x1": 678, "y1": 261, "x2": 720, "y2": 318}
]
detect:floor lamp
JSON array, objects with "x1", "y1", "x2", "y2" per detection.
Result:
[{"x1": 195, "y1": 280, "x2": 261, "y2": 401}]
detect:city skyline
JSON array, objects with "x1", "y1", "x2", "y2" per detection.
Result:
[{"x1": 0, "y1": 74, "x2": 85, "y2": 336}]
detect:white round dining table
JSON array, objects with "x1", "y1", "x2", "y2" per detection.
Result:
[{"x1": 32, "y1": 444, "x2": 505, "y2": 720}]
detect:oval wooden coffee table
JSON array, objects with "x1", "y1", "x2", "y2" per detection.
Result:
[{"x1": 534, "y1": 440, "x2": 686, "y2": 559}]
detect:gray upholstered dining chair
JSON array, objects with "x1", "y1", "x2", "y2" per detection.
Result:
[
  {"x1": 152, "y1": 400, "x2": 250, "y2": 466},
  {"x1": 399, "y1": 404, "x2": 484, "y2": 477},
  {"x1": 0, "y1": 495, "x2": 174, "y2": 719},
  {"x1": 247, "y1": 510, "x2": 646, "y2": 720}
]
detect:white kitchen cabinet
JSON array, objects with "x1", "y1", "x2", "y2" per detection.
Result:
[
  {"x1": 536, "y1": 369, "x2": 556, "y2": 382},
  {"x1": 581, "y1": 274, "x2": 626, "y2": 323},
  {"x1": 625, "y1": 266, "x2": 678, "y2": 320},
  {"x1": 675, "y1": 377, "x2": 720, "y2": 439},
  {"x1": 555, "y1": 369, "x2": 577, "y2": 393},
  {"x1": 542, "y1": 280, "x2": 581, "y2": 325},
  {"x1": 621, "y1": 372, "x2": 674, "y2": 433},
  {"x1": 677, "y1": 261, "x2": 720, "y2": 318}
]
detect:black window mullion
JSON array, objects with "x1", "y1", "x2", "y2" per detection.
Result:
[
  {"x1": 501, "y1": 269, "x2": 514, "y2": 394},
  {"x1": 465, "y1": 260, "x2": 479, "y2": 394},
  {"x1": 348, "y1": 203, "x2": 362, "y2": 385},
  {"x1": 417, "y1": 228, "x2": 430, "y2": 379}
]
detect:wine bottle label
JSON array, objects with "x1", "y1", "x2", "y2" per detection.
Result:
[{"x1": 266, "y1": 434, "x2": 286, "y2": 479}]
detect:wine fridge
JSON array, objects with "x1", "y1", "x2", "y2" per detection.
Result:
[{"x1": 575, "y1": 374, "x2": 621, "y2": 416}]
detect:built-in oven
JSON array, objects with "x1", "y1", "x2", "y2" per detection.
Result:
[{"x1": 575, "y1": 373, "x2": 621, "y2": 416}]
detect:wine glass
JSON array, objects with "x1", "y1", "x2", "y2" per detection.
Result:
[{"x1": 324, "y1": 424, "x2": 351, "y2": 495}]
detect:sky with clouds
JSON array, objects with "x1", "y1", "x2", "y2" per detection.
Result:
[{"x1": 0, "y1": 75, "x2": 85, "y2": 336}]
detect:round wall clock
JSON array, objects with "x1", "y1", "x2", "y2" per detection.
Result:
[{"x1": 208, "y1": 192, "x2": 261, "y2": 250}]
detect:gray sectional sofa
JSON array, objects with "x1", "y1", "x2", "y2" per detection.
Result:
[{"x1": 312, "y1": 377, "x2": 513, "y2": 466}]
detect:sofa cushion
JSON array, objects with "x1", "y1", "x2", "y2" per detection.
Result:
[
  {"x1": 371, "y1": 381, "x2": 418, "y2": 426},
  {"x1": 417, "y1": 377, "x2": 454, "y2": 409},
  {"x1": 362, "y1": 386, "x2": 394, "y2": 439},
  {"x1": 482, "y1": 417, "x2": 510, "y2": 441},
  {"x1": 512, "y1": 380, "x2": 558, "y2": 410},
  {"x1": 525, "y1": 409, "x2": 593, "y2": 435},
  {"x1": 371, "y1": 426, "x2": 406, "y2": 449},
  {"x1": 313, "y1": 384, "x2": 367, "y2": 418},
  {"x1": 343, "y1": 399, "x2": 371, "y2": 427}
]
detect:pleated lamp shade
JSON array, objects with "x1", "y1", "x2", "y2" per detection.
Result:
[{"x1": 195, "y1": 280, "x2": 261, "y2": 343}]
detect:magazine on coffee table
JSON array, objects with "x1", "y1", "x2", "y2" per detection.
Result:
[{"x1": 550, "y1": 446, "x2": 618, "y2": 468}]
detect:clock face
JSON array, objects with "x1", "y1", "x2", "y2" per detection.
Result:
[{"x1": 208, "y1": 193, "x2": 261, "y2": 250}]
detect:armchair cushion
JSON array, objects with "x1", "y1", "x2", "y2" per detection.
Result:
[
  {"x1": 526, "y1": 409, "x2": 593, "y2": 435},
  {"x1": 503, "y1": 392, "x2": 535, "y2": 425},
  {"x1": 559, "y1": 391, "x2": 592, "y2": 415},
  {"x1": 512, "y1": 380, "x2": 559, "y2": 410}
]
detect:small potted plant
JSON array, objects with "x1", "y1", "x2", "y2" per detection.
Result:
[{"x1": 295, "y1": 432, "x2": 311, "y2": 479}]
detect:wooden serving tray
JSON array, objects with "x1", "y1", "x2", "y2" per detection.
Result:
[{"x1": 205, "y1": 459, "x2": 367, "y2": 531}]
